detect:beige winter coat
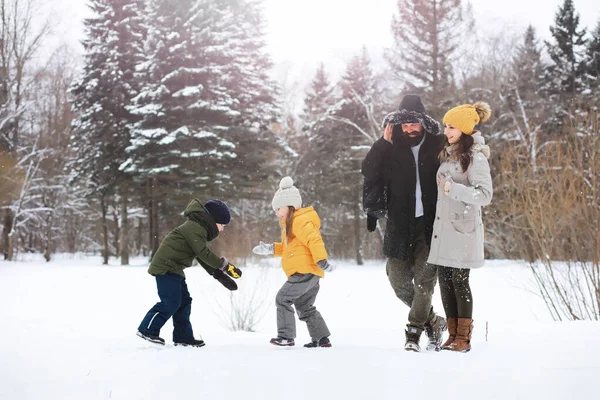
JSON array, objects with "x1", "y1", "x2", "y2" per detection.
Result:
[{"x1": 427, "y1": 132, "x2": 492, "y2": 269}]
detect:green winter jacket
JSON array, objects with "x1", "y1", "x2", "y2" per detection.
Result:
[{"x1": 147, "y1": 199, "x2": 223, "y2": 278}]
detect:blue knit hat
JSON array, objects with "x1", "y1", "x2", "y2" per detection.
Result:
[{"x1": 204, "y1": 200, "x2": 231, "y2": 225}]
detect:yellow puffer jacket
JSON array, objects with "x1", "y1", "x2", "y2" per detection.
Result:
[{"x1": 274, "y1": 207, "x2": 328, "y2": 278}]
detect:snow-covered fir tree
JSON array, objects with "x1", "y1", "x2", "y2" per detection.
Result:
[
  {"x1": 125, "y1": 0, "x2": 280, "y2": 198},
  {"x1": 303, "y1": 49, "x2": 380, "y2": 264},
  {"x1": 583, "y1": 18, "x2": 600, "y2": 99},
  {"x1": 295, "y1": 63, "x2": 337, "y2": 206},
  {"x1": 542, "y1": 0, "x2": 587, "y2": 101},
  {"x1": 70, "y1": 0, "x2": 146, "y2": 193}
]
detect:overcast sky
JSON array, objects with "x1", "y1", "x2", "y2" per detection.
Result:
[{"x1": 47, "y1": 0, "x2": 600, "y2": 85}]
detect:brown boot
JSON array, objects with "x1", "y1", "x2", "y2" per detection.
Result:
[
  {"x1": 447, "y1": 318, "x2": 472, "y2": 352},
  {"x1": 441, "y1": 318, "x2": 457, "y2": 349}
]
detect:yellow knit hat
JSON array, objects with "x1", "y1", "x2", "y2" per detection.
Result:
[{"x1": 442, "y1": 102, "x2": 492, "y2": 135}]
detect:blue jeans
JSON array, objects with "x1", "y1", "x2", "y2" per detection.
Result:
[{"x1": 138, "y1": 273, "x2": 194, "y2": 342}]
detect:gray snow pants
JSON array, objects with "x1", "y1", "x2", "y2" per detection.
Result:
[
  {"x1": 275, "y1": 273, "x2": 330, "y2": 341},
  {"x1": 386, "y1": 217, "x2": 438, "y2": 333}
]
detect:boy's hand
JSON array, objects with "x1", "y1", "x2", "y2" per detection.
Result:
[
  {"x1": 221, "y1": 257, "x2": 242, "y2": 279},
  {"x1": 213, "y1": 269, "x2": 238, "y2": 291},
  {"x1": 252, "y1": 241, "x2": 274, "y2": 256}
]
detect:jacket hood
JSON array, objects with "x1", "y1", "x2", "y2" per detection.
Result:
[
  {"x1": 471, "y1": 131, "x2": 490, "y2": 159},
  {"x1": 280, "y1": 206, "x2": 321, "y2": 229},
  {"x1": 183, "y1": 199, "x2": 207, "y2": 216}
]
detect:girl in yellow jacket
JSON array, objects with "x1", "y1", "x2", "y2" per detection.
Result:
[{"x1": 253, "y1": 176, "x2": 335, "y2": 348}]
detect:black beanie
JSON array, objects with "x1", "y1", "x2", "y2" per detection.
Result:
[
  {"x1": 398, "y1": 95, "x2": 425, "y2": 113},
  {"x1": 204, "y1": 200, "x2": 231, "y2": 225}
]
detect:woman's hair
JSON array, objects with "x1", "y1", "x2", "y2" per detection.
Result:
[
  {"x1": 285, "y1": 206, "x2": 295, "y2": 242},
  {"x1": 441, "y1": 133, "x2": 474, "y2": 172}
]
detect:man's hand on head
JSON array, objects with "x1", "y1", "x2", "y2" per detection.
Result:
[{"x1": 384, "y1": 124, "x2": 393, "y2": 143}]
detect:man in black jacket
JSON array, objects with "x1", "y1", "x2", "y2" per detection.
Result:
[{"x1": 362, "y1": 95, "x2": 447, "y2": 352}]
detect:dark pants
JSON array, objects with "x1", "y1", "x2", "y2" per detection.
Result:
[
  {"x1": 386, "y1": 217, "x2": 437, "y2": 332},
  {"x1": 138, "y1": 273, "x2": 194, "y2": 342},
  {"x1": 438, "y1": 266, "x2": 472, "y2": 318}
]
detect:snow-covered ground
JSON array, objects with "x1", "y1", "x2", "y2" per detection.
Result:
[{"x1": 1, "y1": 255, "x2": 598, "y2": 400}]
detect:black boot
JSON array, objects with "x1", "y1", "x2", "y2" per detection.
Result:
[
  {"x1": 174, "y1": 339, "x2": 206, "y2": 348},
  {"x1": 136, "y1": 331, "x2": 165, "y2": 345},
  {"x1": 304, "y1": 337, "x2": 332, "y2": 348}
]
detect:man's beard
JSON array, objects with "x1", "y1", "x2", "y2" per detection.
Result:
[{"x1": 404, "y1": 131, "x2": 424, "y2": 147}]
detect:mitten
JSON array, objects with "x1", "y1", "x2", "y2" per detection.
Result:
[
  {"x1": 252, "y1": 241, "x2": 274, "y2": 256},
  {"x1": 220, "y1": 257, "x2": 242, "y2": 279},
  {"x1": 213, "y1": 269, "x2": 238, "y2": 291},
  {"x1": 317, "y1": 259, "x2": 336, "y2": 272},
  {"x1": 367, "y1": 215, "x2": 378, "y2": 232}
]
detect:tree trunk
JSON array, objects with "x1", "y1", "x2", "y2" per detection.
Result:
[
  {"x1": 44, "y1": 213, "x2": 52, "y2": 262},
  {"x1": 120, "y1": 190, "x2": 129, "y2": 265},
  {"x1": 3, "y1": 208, "x2": 13, "y2": 260},
  {"x1": 147, "y1": 178, "x2": 160, "y2": 260},
  {"x1": 152, "y1": 196, "x2": 160, "y2": 256},
  {"x1": 147, "y1": 179, "x2": 153, "y2": 260},
  {"x1": 113, "y1": 198, "x2": 120, "y2": 257},
  {"x1": 138, "y1": 218, "x2": 145, "y2": 257},
  {"x1": 354, "y1": 179, "x2": 364, "y2": 265},
  {"x1": 100, "y1": 193, "x2": 109, "y2": 265}
]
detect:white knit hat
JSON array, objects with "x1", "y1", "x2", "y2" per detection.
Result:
[{"x1": 272, "y1": 176, "x2": 302, "y2": 211}]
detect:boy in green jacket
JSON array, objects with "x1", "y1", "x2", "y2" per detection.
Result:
[{"x1": 137, "y1": 199, "x2": 242, "y2": 347}]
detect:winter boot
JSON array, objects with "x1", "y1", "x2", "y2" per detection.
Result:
[
  {"x1": 441, "y1": 318, "x2": 458, "y2": 350},
  {"x1": 446, "y1": 318, "x2": 472, "y2": 353},
  {"x1": 136, "y1": 331, "x2": 165, "y2": 346},
  {"x1": 404, "y1": 326, "x2": 422, "y2": 352},
  {"x1": 304, "y1": 337, "x2": 332, "y2": 348},
  {"x1": 270, "y1": 337, "x2": 295, "y2": 347},
  {"x1": 174, "y1": 339, "x2": 206, "y2": 348},
  {"x1": 425, "y1": 314, "x2": 447, "y2": 351}
]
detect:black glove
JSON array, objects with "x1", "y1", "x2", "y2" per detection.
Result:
[
  {"x1": 213, "y1": 269, "x2": 238, "y2": 291},
  {"x1": 367, "y1": 215, "x2": 378, "y2": 232},
  {"x1": 197, "y1": 258, "x2": 238, "y2": 291},
  {"x1": 221, "y1": 257, "x2": 242, "y2": 279}
]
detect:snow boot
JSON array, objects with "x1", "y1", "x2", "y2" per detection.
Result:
[
  {"x1": 425, "y1": 314, "x2": 447, "y2": 351},
  {"x1": 174, "y1": 339, "x2": 206, "y2": 348},
  {"x1": 270, "y1": 337, "x2": 295, "y2": 347},
  {"x1": 446, "y1": 318, "x2": 472, "y2": 353},
  {"x1": 404, "y1": 326, "x2": 422, "y2": 352},
  {"x1": 304, "y1": 337, "x2": 332, "y2": 348},
  {"x1": 136, "y1": 331, "x2": 165, "y2": 346},
  {"x1": 441, "y1": 318, "x2": 458, "y2": 350}
]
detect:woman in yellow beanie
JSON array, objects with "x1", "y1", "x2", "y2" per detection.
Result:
[{"x1": 427, "y1": 102, "x2": 493, "y2": 353}]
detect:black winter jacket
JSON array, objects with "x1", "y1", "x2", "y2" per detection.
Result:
[{"x1": 362, "y1": 130, "x2": 445, "y2": 260}]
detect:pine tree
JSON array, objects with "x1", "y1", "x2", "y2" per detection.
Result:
[
  {"x1": 70, "y1": 0, "x2": 145, "y2": 193},
  {"x1": 295, "y1": 63, "x2": 336, "y2": 207},
  {"x1": 69, "y1": 0, "x2": 146, "y2": 264},
  {"x1": 301, "y1": 49, "x2": 380, "y2": 264},
  {"x1": 386, "y1": 0, "x2": 462, "y2": 108},
  {"x1": 583, "y1": 18, "x2": 600, "y2": 93},
  {"x1": 125, "y1": 0, "x2": 280, "y2": 198},
  {"x1": 213, "y1": 0, "x2": 281, "y2": 197},
  {"x1": 543, "y1": 0, "x2": 587, "y2": 100}
]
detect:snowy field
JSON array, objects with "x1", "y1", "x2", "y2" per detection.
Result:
[{"x1": 1, "y1": 255, "x2": 598, "y2": 400}]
